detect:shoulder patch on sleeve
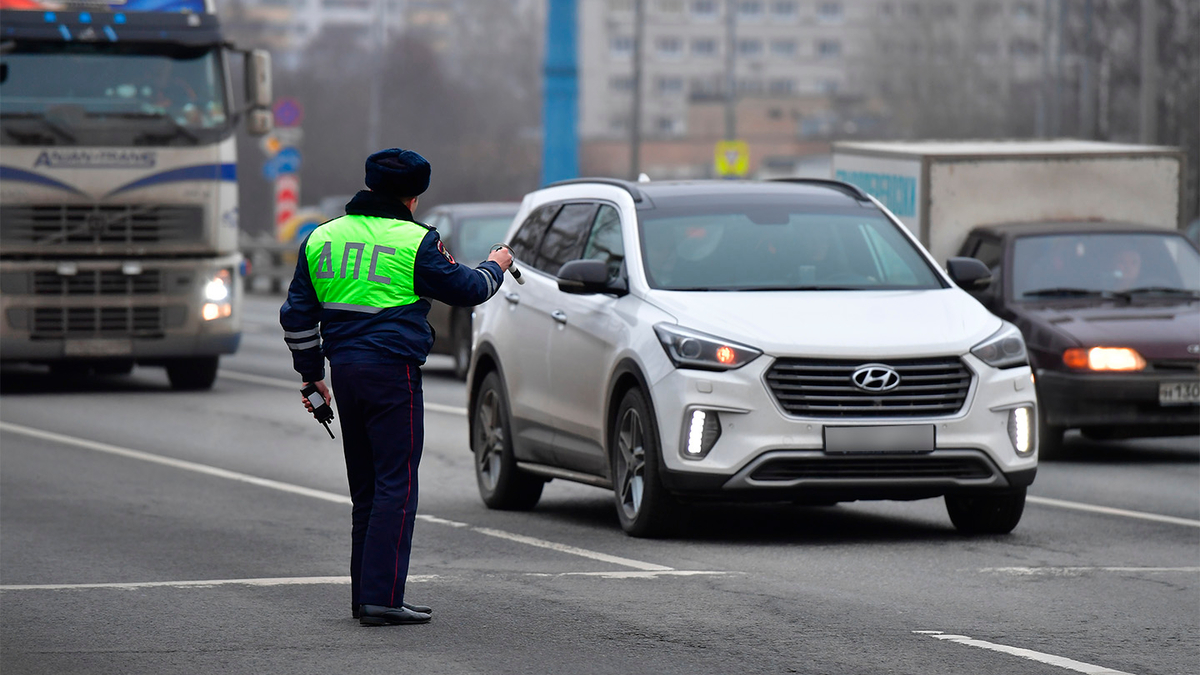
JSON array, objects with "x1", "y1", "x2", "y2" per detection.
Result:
[{"x1": 437, "y1": 239, "x2": 455, "y2": 264}]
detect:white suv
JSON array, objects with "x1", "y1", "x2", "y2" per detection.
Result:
[{"x1": 468, "y1": 179, "x2": 1037, "y2": 537}]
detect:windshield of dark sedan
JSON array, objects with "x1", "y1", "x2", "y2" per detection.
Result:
[
  {"x1": 458, "y1": 215, "x2": 518, "y2": 264},
  {"x1": 1012, "y1": 232, "x2": 1200, "y2": 299},
  {"x1": 637, "y1": 200, "x2": 942, "y2": 291},
  {"x1": 1, "y1": 42, "x2": 229, "y2": 144}
]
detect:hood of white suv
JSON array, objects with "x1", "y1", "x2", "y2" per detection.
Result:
[{"x1": 644, "y1": 288, "x2": 1002, "y2": 359}]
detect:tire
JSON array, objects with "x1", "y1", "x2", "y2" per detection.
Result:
[
  {"x1": 472, "y1": 370, "x2": 543, "y2": 510},
  {"x1": 945, "y1": 488, "x2": 1027, "y2": 535},
  {"x1": 610, "y1": 388, "x2": 685, "y2": 538},
  {"x1": 165, "y1": 356, "x2": 219, "y2": 391},
  {"x1": 451, "y1": 314, "x2": 472, "y2": 381}
]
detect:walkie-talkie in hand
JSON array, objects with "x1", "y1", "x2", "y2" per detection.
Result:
[{"x1": 301, "y1": 382, "x2": 336, "y2": 439}]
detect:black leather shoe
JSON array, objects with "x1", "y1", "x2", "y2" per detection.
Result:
[
  {"x1": 359, "y1": 604, "x2": 431, "y2": 626},
  {"x1": 353, "y1": 602, "x2": 431, "y2": 619}
]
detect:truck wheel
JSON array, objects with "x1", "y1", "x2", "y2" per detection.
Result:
[
  {"x1": 610, "y1": 388, "x2": 685, "y2": 538},
  {"x1": 166, "y1": 357, "x2": 219, "y2": 391},
  {"x1": 452, "y1": 314, "x2": 472, "y2": 381},
  {"x1": 945, "y1": 488, "x2": 1026, "y2": 535},
  {"x1": 472, "y1": 370, "x2": 543, "y2": 510}
]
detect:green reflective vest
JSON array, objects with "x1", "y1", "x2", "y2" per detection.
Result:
[{"x1": 304, "y1": 214, "x2": 429, "y2": 314}]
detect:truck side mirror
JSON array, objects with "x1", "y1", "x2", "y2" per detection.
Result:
[
  {"x1": 946, "y1": 257, "x2": 993, "y2": 292},
  {"x1": 246, "y1": 108, "x2": 273, "y2": 137},
  {"x1": 245, "y1": 49, "x2": 273, "y2": 109}
]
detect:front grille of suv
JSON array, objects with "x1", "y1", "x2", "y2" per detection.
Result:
[
  {"x1": 765, "y1": 357, "x2": 972, "y2": 418},
  {"x1": 749, "y1": 455, "x2": 995, "y2": 482},
  {"x1": 0, "y1": 205, "x2": 204, "y2": 247}
]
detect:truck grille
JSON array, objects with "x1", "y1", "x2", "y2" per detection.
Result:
[
  {"x1": 0, "y1": 205, "x2": 204, "y2": 247},
  {"x1": 32, "y1": 270, "x2": 163, "y2": 296},
  {"x1": 749, "y1": 455, "x2": 995, "y2": 481},
  {"x1": 765, "y1": 357, "x2": 972, "y2": 418},
  {"x1": 31, "y1": 306, "x2": 164, "y2": 338}
]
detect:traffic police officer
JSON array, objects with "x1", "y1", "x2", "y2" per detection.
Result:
[{"x1": 280, "y1": 148, "x2": 512, "y2": 626}]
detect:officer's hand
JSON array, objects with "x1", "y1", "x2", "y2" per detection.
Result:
[
  {"x1": 302, "y1": 380, "x2": 331, "y2": 413},
  {"x1": 488, "y1": 246, "x2": 513, "y2": 272}
]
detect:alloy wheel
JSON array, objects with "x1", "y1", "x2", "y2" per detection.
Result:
[
  {"x1": 475, "y1": 388, "x2": 504, "y2": 492},
  {"x1": 616, "y1": 407, "x2": 646, "y2": 520}
]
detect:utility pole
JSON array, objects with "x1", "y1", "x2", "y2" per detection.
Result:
[
  {"x1": 1036, "y1": 0, "x2": 1051, "y2": 137},
  {"x1": 1079, "y1": 0, "x2": 1095, "y2": 138},
  {"x1": 1139, "y1": 0, "x2": 1158, "y2": 144},
  {"x1": 724, "y1": 0, "x2": 737, "y2": 140},
  {"x1": 366, "y1": 0, "x2": 392, "y2": 154},
  {"x1": 1051, "y1": 0, "x2": 1064, "y2": 137},
  {"x1": 630, "y1": 0, "x2": 644, "y2": 179}
]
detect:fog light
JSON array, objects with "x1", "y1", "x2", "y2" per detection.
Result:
[
  {"x1": 683, "y1": 409, "x2": 721, "y2": 459},
  {"x1": 1008, "y1": 406, "x2": 1033, "y2": 456},
  {"x1": 202, "y1": 302, "x2": 232, "y2": 321}
]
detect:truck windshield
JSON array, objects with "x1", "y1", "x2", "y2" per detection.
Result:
[
  {"x1": 1013, "y1": 232, "x2": 1200, "y2": 299},
  {"x1": 0, "y1": 42, "x2": 229, "y2": 146},
  {"x1": 638, "y1": 201, "x2": 943, "y2": 291}
]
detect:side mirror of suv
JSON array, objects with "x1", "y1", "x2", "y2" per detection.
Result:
[
  {"x1": 946, "y1": 257, "x2": 993, "y2": 292},
  {"x1": 557, "y1": 259, "x2": 628, "y2": 296}
]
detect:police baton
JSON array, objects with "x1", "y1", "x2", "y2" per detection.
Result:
[{"x1": 490, "y1": 244, "x2": 524, "y2": 285}]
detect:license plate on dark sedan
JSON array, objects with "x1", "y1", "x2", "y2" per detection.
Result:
[
  {"x1": 1159, "y1": 382, "x2": 1200, "y2": 406},
  {"x1": 823, "y1": 425, "x2": 935, "y2": 454}
]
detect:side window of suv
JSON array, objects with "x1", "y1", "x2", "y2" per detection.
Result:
[
  {"x1": 583, "y1": 204, "x2": 625, "y2": 281},
  {"x1": 535, "y1": 203, "x2": 598, "y2": 275},
  {"x1": 510, "y1": 204, "x2": 561, "y2": 264}
]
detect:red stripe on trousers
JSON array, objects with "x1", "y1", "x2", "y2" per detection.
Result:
[{"x1": 390, "y1": 364, "x2": 414, "y2": 606}]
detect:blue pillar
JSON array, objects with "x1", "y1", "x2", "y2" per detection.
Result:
[{"x1": 542, "y1": 0, "x2": 579, "y2": 186}]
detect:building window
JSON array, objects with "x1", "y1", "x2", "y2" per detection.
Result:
[
  {"x1": 689, "y1": 77, "x2": 723, "y2": 97},
  {"x1": 737, "y1": 38, "x2": 763, "y2": 56},
  {"x1": 816, "y1": 1, "x2": 843, "y2": 22},
  {"x1": 819, "y1": 79, "x2": 839, "y2": 94},
  {"x1": 770, "y1": 39, "x2": 796, "y2": 57},
  {"x1": 691, "y1": 0, "x2": 718, "y2": 18},
  {"x1": 656, "y1": 36, "x2": 683, "y2": 57},
  {"x1": 769, "y1": 78, "x2": 795, "y2": 95},
  {"x1": 736, "y1": 78, "x2": 764, "y2": 94},
  {"x1": 610, "y1": 115, "x2": 630, "y2": 133},
  {"x1": 738, "y1": 1, "x2": 763, "y2": 18},
  {"x1": 817, "y1": 39, "x2": 841, "y2": 58},
  {"x1": 656, "y1": 116, "x2": 683, "y2": 134},
  {"x1": 692, "y1": 37, "x2": 718, "y2": 56},
  {"x1": 771, "y1": 1, "x2": 797, "y2": 17},
  {"x1": 610, "y1": 36, "x2": 634, "y2": 57},
  {"x1": 656, "y1": 76, "x2": 684, "y2": 94},
  {"x1": 657, "y1": 0, "x2": 684, "y2": 13},
  {"x1": 610, "y1": 75, "x2": 635, "y2": 92}
]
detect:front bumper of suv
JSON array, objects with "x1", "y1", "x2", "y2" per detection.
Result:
[{"x1": 649, "y1": 353, "x2": 1038, "y2": 501}]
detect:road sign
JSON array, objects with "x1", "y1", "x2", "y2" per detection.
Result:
[
  {"x1": 273, "y1": 98, "x2": 304, "y2": 128},
  {"x1": 262, "y1": 147, "x2": 302, "y2": 180},
  {"x1": 714, "y1": 140, "x2": 750, "y2": 178},
  {"x1": 260, "y1": 134, "x2": 282, "y2": 157}
]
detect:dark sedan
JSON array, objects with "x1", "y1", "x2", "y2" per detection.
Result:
[
  {"x1": 420, "y1": 202, "x2": 521, "y2": 379},
  {"x1": 957, "y1": 222, "x2": 1200, "y2": 457}
]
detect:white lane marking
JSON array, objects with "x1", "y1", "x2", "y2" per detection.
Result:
[
  {"x1": 1, "y1": 576, "x2": 428, "y2": 591},
  {"x1": 526, "y1": 570, "x2": 730, "y2": 579},
  {"x1": 472, "y1": 527, "x2": 672, "y2": 572},
  {"x1": 1028, "y1": 495, "x2": 1200, "y2": 529},
  {"x1": 218, "y1": 369, "x2": 468, "y2": 416},
  {"x1": 0, "y1": 422, "x2": 669, "y2": 573},
  {"x1": 981, "y1": 566, "x2": 1200, "y2": 576},
  {"x1": 914, "y1": 631, "x2": 1136, "y2": 675}
]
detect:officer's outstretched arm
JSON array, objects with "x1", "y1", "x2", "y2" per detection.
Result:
[
  {"x1": 413, "y1": 231, "x2": 504, "y2": 307},
  {"x1": 280, "y1": 233, "x2": 326, "y2": 383}
]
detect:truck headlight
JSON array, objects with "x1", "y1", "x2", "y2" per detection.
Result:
[
  {"x1": 202, "y1": 269, "x2": 233, "y2": 321},
  {"x1": 1008, "y1": 406, "x2": 1034, "y2": 456},
  {"x1": 654, "y1": 324, "x2": 761, "y2": 371},
  {"x1": 971, "y1": 323, "x2": 1028, "y2": 368}
]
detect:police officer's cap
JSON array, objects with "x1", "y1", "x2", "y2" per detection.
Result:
[{"x1": 365, "y1": 148, "x2": 431, "y2": 198}]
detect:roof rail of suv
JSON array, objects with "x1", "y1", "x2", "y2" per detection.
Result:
[
  {"x1": 768, "y1": 178, "x2": 871, "y2": 202},
  {"x1": 544, "y1": 177, "x2": 645, "y2": 203}
]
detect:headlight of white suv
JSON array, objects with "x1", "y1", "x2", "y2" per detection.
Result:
[
  {"x1": 971, "y1": 322, "x2": 1028, "y2": 369},
  {"x1": 654, "y1": 323, "x2": 762, "y2": 371}
]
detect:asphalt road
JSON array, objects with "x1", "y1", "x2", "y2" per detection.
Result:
[{"x1": 1, "y1": 294, "x2": 1197, "y2": 675}]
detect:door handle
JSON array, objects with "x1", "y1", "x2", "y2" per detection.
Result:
[
  {"x1": 504, "y1": 292, "x2": 520, "y2": 305},
  {"x1": 551, "y1": 310, "x2": 568, "y2": 325}
]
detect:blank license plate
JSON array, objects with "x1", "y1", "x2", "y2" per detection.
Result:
[
  {"x1": 1159, "y1": 382, "x2": 1200, "y2": 406},
  {"x1": 824, "y1": 425, "x2": 935, "y2": 454},
  {"x1": 64, "y1": 338, "x2": 132, "y2": 357}
]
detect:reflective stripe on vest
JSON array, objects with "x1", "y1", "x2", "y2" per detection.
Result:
[{"x1": 305, "y1": 214, "x2": 428, "y2": 312}]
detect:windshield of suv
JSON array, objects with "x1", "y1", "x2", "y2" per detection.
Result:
[
  {"x1": 1, "y1": 42, "x2": 229, "y2": 146},
  {"x1": 1012, "y1": 232, "x2": 1200, "y2": 299},
  {"x1": 638, "y1": 201, "x2": 942, "y2": 291},
  {"x1": 458, "y1": 215, "x2": 519, "y2": 264}
]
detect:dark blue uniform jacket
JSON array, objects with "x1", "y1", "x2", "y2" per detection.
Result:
[{"x1": 280, "y1": 190, "x2": 504, "y2": 382}]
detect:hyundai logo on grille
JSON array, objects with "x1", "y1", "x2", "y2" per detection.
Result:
[{"x1": 851, "y1": 364, "x2": 901, "y2": 392}]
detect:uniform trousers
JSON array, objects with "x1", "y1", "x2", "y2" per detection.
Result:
[{"x1": 330, "y1": 361, "x2": 423, "y2": 609}]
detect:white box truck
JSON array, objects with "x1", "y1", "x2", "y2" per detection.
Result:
[{"x1": 830, "y1": 140, "x2": 1187, "y2": 265}]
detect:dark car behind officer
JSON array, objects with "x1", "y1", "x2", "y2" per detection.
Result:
[{"x1": 280, "y1": 148, "x2": 513, "y2": 626}]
